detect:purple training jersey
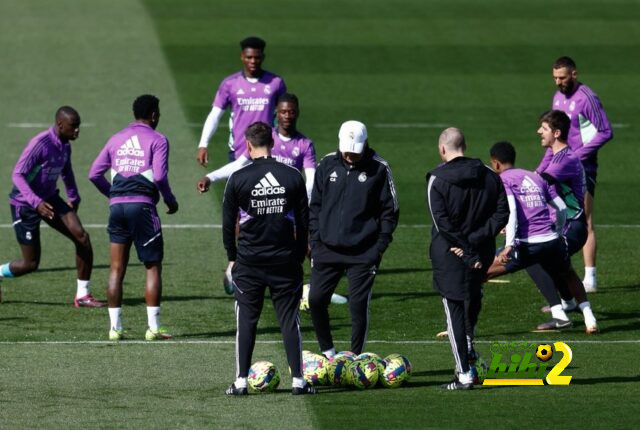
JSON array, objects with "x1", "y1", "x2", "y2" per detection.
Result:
[
  {"x1": 271, "y1": 130, "x2": 316, "y2": 171},
  {"x1": 213, "y1": 71, "x2": 286, "y2": 158},
  {"x1": 540, "y1": 147, "x2": 585, "y2": 220},
  {"x1": 89, "y1": 122, "x2": 176, "y2": 206},
  {"x1": 538, "y1": 83, "x2": 612, "y2": 174},
  {"x1": 500, "y1": 168, "x2": 557, "y2": 242},
  {"x1": 10, "y1": 127, "x2": 79, "y2": 209}
]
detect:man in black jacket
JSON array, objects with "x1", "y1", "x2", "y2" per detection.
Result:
[
  {"x1": 427, "y1": 127, "x2": 509, "y2": 390},
  {"x1": 222, "y1": 122, "x2": 315, "y2": 396},
  {"x1": 309, "y1": 120, "x2": 399, "y2": 357}
]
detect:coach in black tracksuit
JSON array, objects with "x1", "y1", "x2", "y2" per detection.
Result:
[
  {"x1": 222, "y1": 122, "x2": 314, "y2": 396},
  {"x1": 309, "y1": 120, "x2": 399, "y2": 357},
  {"x1": 426, "y1": 127, "x2": 508, "y2": 390}
]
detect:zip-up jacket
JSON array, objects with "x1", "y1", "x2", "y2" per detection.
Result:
[
  {"x1": 223, "y1": 156, "x2": 308, "y2": 266},
  {"x1": 310, "y1": 147, "x2": 399, "y2": 264}
]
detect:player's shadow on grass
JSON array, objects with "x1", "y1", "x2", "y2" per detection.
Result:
[
  {"x1": 594, "y1": 310, "x2": 640, "y2": 333},
  {"x1": 377, "y1": 267, "x2": 431, "y2": 275},
  {"x1": 180, "y1": 323, "x2": 349, "y2": 339},
  {"x1": 571, "y1": 375, "x2": 640, "y2": 385},
  {"x1": 37, "y1": 264, "x2": 141, "y2": 273},
  {"x1": 591, "y1": 283, "x2": 640, "y2": 293},
  {"x1": 371, "y1": 291, "x2": 438, "y2": 301},
  {"x1": 121, "y1": 295, "x2": 211, "y2": 306}
]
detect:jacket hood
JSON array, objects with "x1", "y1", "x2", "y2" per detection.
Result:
[{"x1": 427, "y1": 157, "x2": 489, "y2": 186}]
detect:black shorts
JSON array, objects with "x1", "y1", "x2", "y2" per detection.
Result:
[
  {"x1": 505, "y1": 237, "x2": 569, "y2": 274},
  {"x1": 585, "y1": 170, "x2": 597, "y2": 197},
  {"x1": 108, "y1": 203, "x2": 163, "y2": 263},
  {"x1": 564, "y1": 215, "x2": 587, "y2": 256},
  {"x1": 10, "y1": 193, "x2": 72, "y2": 246}
]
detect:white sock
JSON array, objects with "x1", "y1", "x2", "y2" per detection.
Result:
[
  {"x1": 579, "y1": 301, "x2": 597, "y2": 326},
  {"x1": 550, "y1": 305, "x2": 569, "y2": 321},
  {"x1": 584, "y1": 267, "x2": 596, "y2": 281},
  {"x1": 76, "y1": 280, "x2": 90, "y2": 298},
  {"x1": 561, "y1": 298, "x2": 577, "y2": 310},
  {"x1": 108, "y1": 307, "x2": 122, "y2": 331},
  {"x1": 322, "y1": 348, "x2": 336, "y2": 359},
  {"x1": 292, "y1": 377, "x2": 305, "y2": 388},
  {"x1": 147, "y1": 306, "x2": 160, "y2": 330},
  {"x1": 234, "y1": 377, "x2": 247, "y2": 388},
  {"x1": 459, "y1": 370, "x2": 474, "y2": 384}
]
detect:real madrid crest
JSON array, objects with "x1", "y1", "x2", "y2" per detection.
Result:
[{"x1": 358, "y1": 172, "x2": 367, "y2": 182}]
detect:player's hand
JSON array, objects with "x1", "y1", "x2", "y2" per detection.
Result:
[
  {"x1": 166, "y1": 200, "x2": 179, "y2": 214},
  {"x1": 36, "y1": 202, "x2": 54, "y2": 219},
  {"x1": 497, "y1": 246, "x2": 512, "y2": 264},
  {"x1": 450, "y1": 247, "x2": 464, "y2": 258},
  {"x1": 197, "y1": 148, "x2": 209, "y2": 166},
  {"x1": 197, "y1": 177, "x2": 211, "y2": 193}
]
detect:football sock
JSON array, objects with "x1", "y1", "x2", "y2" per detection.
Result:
[
  {"x1": 147, "y1": 306, "x2": 160, "y2": 330},
  {"x1": 322, "y1": 348, "x2": 336, "y2": 359},
  {"x1": 234, "y1": 377, "x2": 247, "y2": 389},
  {"x1": 76, "y1": 279, "x2": 90, "y2": 298},
  {"x1": 292, "y1": 377, "x2": 305, "y2": 388},
  {"x1": 0, "y1": 263, "x2": 14, "y2": 278},
  {"x1": 579, "y1": 301, "x2": 597, "y2": 326},
  {"x1": 584, "y1": 266, "x2": 596, "y2": 282},
  {"x1": 561, "y1": 298, "x2": 577, "y2": 311},
  {"x1": 550, "y1": 305, "x2": 569, "y2": 321},
  {"x1": 108, "y1": 307, "x2": 122, "y2": 331},
  {"x1": 458, "y1": 370, "x2": 474, "y2": 384}
]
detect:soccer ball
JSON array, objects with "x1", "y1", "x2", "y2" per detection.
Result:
[
  {"x1": 337, "y1": 351, "x2": 357, "y2": 361},
  {"x1": 327, "y1": 356, "x2": 351, "y2": 387},
  {"x1": 248, "y1": 361, "x2": 281, "y2": 392},
  {"x1": 357, "y1": 352, "x2": 387, "y2": 380},
  {"x1": 349, "y1": 358, "x2": 379, "y2": 389},
  {"x1": 299, "y1": 284, "x2": 310, "y2": 313},
  {"x1": 385, "y1": 353, "x2": 412, "y2": 379},
  {"x1": 302, "y1": 350, "x2": 329, "y2": 386},
  {"x1": 536, "y1": 344, "x2": 553, "y2": 362},
  {"x1": 379, "y1": 357, "x2": 408, "y2": 388}
]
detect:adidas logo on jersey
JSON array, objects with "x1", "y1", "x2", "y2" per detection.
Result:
[
  {"x1": 329, "y1": 171, "x2": 338, "y2": 182},
  {"x1": 236, "y1": 88, "x2": 245, "y2": 95},
  {"x1": 252, "y1": 172, "x2": 285, "y2": 196},
  {"x1": 116, "y1": 135, "x2": 144, "y2": 157}
]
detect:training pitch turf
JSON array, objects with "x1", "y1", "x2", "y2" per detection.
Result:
[{"x1": 1, "y1": 0, "x2": 639, "y2": 428}]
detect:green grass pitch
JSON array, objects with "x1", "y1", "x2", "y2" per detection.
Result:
[{"x1": 1, "y1": 0, "x2": 639, "y2": 428}]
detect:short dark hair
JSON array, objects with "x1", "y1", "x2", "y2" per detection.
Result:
[
  {"x1": 240, "y1": 36, "x2": 266, "y2": 51},
  {"x1": 133, "y1": 94, "x2": 159, "y2": 120},
  {"x1": 539, "y1": 110, "x2": 571, "y2": 141},
  {"x1": 490, "y1": 141, "x2": 516, "y2": 165},
  {"x1": 277, "y1": 93, "x2": 299, "y2": 106},
  {"x1": 245, "y1": 122, "x2": 273, "y2": 148},
  {"x1": 55, "y1": 106, "x2": 79, "y2": 121},
  {"x1": 553, "y1": 56, "x2": 576, "y2": 71}
]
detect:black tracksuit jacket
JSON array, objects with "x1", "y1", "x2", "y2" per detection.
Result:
[
  {"x1": 310, "y1": 147, "x2": 399, "y2": 264},
  {"x1": 222, "y1": 156, "x2": 308, "y2": 266},
  {"x1": 426, "y1": 157, "x2": 509, "y2": 300}
]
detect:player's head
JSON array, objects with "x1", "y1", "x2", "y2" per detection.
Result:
[
  {"x1": 553, "y1": 56, "x2": 578, "y2": 94},
  {"x1": 133, "y1": 94, "x2": 160, "y2": 129},
  {"x1": 55, "y1": 106, "x2": 81, "y2": 141},
  {"x1": 338, "y1": 120, "x2": 368, "y2": 165},
  {"x1": 437, "y1": 127, "x2": 466, "y2": 162},
  {"x1": 489, "y1": 141, "x2": 516, "y2": 173},
  {"x1": 276, "y1": 93, "x2": 299, "y2": 134},
  {"x1": 538, "y1": 110, "x2": 570, "y2": 147},
  {"x1": 245, "y1": 121, "x2": 274, "y2": 157},
  {"x1": 240, "y1": 36, "x2": 266, "y2": 77}
]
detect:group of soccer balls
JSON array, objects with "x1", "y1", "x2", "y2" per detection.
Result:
[{"x1": 247, "y1": 350, "x2": 412, "y2": 393}]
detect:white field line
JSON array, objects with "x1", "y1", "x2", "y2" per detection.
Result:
[
  {"x1": 0, "y1": 339, "x2": 638, "y2": 345},
  {"x1": 0, "y1": 224, "x2": 638, "y2": 229}
]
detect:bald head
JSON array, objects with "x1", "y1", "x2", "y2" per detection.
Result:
[
  {"x1": 437, "y1": 127, "x2": 466, "y2": 162},
  {"x1": 54, "y1": 106, "x2": 81, "y2": 141}
]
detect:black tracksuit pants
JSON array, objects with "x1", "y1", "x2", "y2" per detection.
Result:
[
  {"x1": 309, "y1": 260, "x2": 377, "y2": 355},
  {"x1": 232, "y1": 262, "x2": 304, "y2": 379}
]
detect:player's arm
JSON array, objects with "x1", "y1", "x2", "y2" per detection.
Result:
[
  {"x1": 575, "y1": 94, "x2": 613, "y2": 160},
  {"x1": 196, "y1": 106, "x2": 225, "y2": 166},
  {"x1": 468, "y1": 174, "x2": 510, "y2": 245},
  {"x1": 497, "y1": 194, "x2": 518, "y2": 264},
  {"x1": 302, "y1": 141, "x2": 317, "y2": 200},
  {"x1": 376, "y1": 163, "x2": 399, "y2": 256},
  {"x1": 152, "y1": 137, "x2": 178, "y2": 214},
  {"x1": 60, "y1": 148, "x2": 80, "y2": 210},
  {"x1": 545, "y1": 183, "x2": 568, "y2": 233},
  {"x1": 308, "y1": 163, "x2": 325, "y2": 247},
  {"x1": 88, "y1": 144, "x2": 113, "y2": 198},
  {"x1": 12, "y1": 140, "x2": 47, "y2": 212},
  {"x1": 426, "y1": 175, "x2": 474, "y2": 254},
  {"x1": 293, "y1": 174, "x2": 309, "y2": 263},
  {"x1": 222, "y1": 175, "x2": 239, "y2": 263},
  {"x1": 197, "y1": 155, "x2": 251, "y2": 193}
]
